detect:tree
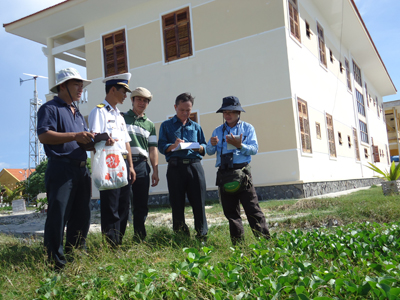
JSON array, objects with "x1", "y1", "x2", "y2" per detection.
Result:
[{"x1": 2, "y1": 184, "x2": 26, "y2": 205}]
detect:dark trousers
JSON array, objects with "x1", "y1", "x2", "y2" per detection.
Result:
[
  {"x1": 44, "y1": 159, "x2": 91, "y2": 269},
  {"x1": 220, "y1": 172, "x2": 270, "y2": 245},
  {"x1": 131, "y1": 160, "x2": 150, "y2": 240},
  {"x1": 166, "y1": 160, "x2": 208, "y2": 237},
  {"x1": 100, "y1": 160, "x2": 131, "y2": 246}
]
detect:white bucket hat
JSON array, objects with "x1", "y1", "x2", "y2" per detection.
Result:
[
  {"x1": 130, "y1": 87, "x2": 153, "y2": 102},
  {"x1": 50, "y1": 68, "x2": 92, "y2": 93}
]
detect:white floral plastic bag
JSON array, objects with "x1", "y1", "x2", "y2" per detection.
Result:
[{"x1": 92, "y1": 141, "x2": 128, "y2": 191}]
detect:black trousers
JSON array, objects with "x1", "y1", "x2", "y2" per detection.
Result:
[
  {"x1": 220, "y1": 172, "x2": 270, "y2": 245},
  {"x1": 100, "y1": 160, "x2": 131, "y2": 246},
  {"x1": 131, "y1": 160, "x2": 150, "y2": 240},
  {"x1": 166, "y1": 159, "x2": 208, "y2": 237},
  {"x1": 44, "y1": 159, "x2": 91, "y2": 269}
]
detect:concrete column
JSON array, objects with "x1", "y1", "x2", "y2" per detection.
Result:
[{"x1": 46, "y1": 37, "x2": 56, "y2": 92}]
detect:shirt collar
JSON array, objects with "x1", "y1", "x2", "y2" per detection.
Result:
[
  {"x1": 103, "y1": 99, "x2": 119, "y2": 114},
  {"x1": 173, "y1": 115, "x2": 192, "y2": 125},
  {"x1": 54, "y1": 96, "x2": 69, "y2": 107},
  {"x1": 128, "y1": 109, "x2": 147, "y2": 120}
]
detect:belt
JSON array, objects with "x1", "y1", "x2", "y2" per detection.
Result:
[
  {"x1": 49, "y1": 156, "x2": 86, "y2": 168},
  {"x1": 132, "y1": 156, "x2": 147, "y2": 162},
  {"x1": 169, "y1": 157, "x2": 201, "y2": 164},
  {"x1": 219, "y1": 162, "x2": 248, "y2": 171}
]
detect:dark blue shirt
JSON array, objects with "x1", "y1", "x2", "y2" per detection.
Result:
[
  {"x1": 37, "y1": 96, "x2": 87, "y2": 161},
  {"x1": 158, "y1": 115, "x2": 207, "y2": 161}
]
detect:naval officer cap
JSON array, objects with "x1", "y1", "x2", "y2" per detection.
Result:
[
  {"x1": 50, "y1": 68, "x2": 92, "y2": 93},
  {"x1": 103, "y1": 73, "x2": 132, "y2": 93}
]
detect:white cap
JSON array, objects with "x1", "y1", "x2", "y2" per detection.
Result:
[
  {"x1": 103, "y1": 73, "x2": 132, "y2": 92},
  {"x1": 50, "y1": 68, "x2": 91, "y2": 93}
]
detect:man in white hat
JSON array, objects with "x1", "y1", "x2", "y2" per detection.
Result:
[
  {"x1": 123, "y1": 87, "x2": 159, "y2": 241},
  {"x1": 89, "y1": 73, "x2": 136, "y2": 247},
  {"x1": 37, "y1": 67, "x2": 94, "y2": 269}
]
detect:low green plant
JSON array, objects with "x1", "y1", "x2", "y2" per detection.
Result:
[{"x1": 367, "y1": 161, "x2": 400, "y2": 181}]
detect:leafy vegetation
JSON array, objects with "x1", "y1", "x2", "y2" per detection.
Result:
[
  {"x1": 367, "y1": 161, "x2": 400, "y2": 181},
  {"x1": 1, "y1": 187, "x2": 400, "y2": 299}
]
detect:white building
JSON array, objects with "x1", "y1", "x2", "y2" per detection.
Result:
[{"x1": 4, "y1": 0, "x2": 396, "y2": 201}]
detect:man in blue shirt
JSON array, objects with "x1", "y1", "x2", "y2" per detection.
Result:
[
  {"x1": 37, "y1": 68, "x2": 94, "y2": 269},
  {"x1": 206, "y1": 96, "x2": 270, "y2": 245},
  {"x1": 158, "y1": 93, "x2": 208, "y2": 240}
]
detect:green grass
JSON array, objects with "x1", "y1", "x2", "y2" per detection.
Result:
[{"x1": 1, "y1": 186, "x2": 400, "y2": 299}]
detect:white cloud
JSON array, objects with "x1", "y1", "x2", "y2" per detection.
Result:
[{"x1": 0, "y1": 162, "x2": 11, "y2": 170}]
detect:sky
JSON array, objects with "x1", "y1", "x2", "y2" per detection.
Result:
[{"x1": 0, "y1": 0, "x2": 399, "y2": 170}]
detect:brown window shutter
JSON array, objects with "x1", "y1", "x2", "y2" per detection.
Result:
[
  {"x1": 373, "y1": 146, "x2": 380, "y2": 163},
  {"x1": 353, "y1": 128, "x2": 360, "y2": 161},
  {"x1": 102, "y1": 29, "x2": 128, "y2": 77},
  {"x1": 326, "y1": 113, "x2": 336, "y2": 157},
  {"x1": 298, "y1": 98, "x2": 312, "y2": 153},
  {"x1": 162, "y1": 7, "x2": 192, "y2": 62}
]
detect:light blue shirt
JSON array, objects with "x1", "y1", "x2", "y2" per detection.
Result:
[{"x1": 206, "y1": 120, "x2": 258, "y2": 167}]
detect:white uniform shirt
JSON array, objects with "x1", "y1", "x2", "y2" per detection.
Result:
[{"x1": 88, "y1": 100, "x2": 131, "y2": 154}]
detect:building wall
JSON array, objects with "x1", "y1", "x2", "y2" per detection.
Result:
[
  {"x1": 81, "y1": 0, "x2": 303, "y2": 197},
  {"x1": 0, "y1": 171, "x2": 19, "y2": 190},
  {"x1": 284, "y1": 0, "x2": 390, "y2": 183},
  {"x1": 74, "y1": 0, "x2": 390, "y2": 198}
]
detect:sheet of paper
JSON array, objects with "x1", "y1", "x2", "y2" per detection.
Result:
[
  {"x1": 172, "y1": 142, "x2": 200, "y2": 151},
  {"x1": 226, "y1": 135, "x2": 240, "y2": 150}
]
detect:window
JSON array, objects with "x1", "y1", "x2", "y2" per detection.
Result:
[
  {"x1": 316, "y1": 122, "x2": 321, "y2": 139},
  {"x1": 353, "y1": 127, "x2": 360, "y2": 161},
  {"x1": 359, "y1": 120, "x2": 369, "y2": 144},
  {"x1": 386, "y1": 144, "x2": 390, "y2": 164},
  {"x1": 365, "y1": 83, "x2": 369, "y2": 107},
  {"x1": 338, "y1": 132, "x2": 342, "y2": 145},
  {"x1": 305, "y1": 21, "x2": 312, "y2": 38},
  {"x1": 298, "y1": 98, "x2": 312, "y2": 153},
  {"x1": 162, "y1": 7, "x2": 193, "y2": 63},
  {"x1": 189, "y1": 112, "x2": 197, "y2": 123},
  {"x1": 326, "y1": 113, "x2": 336, "y2": 157},
  {"x1": 317, "y1": 22, "x2": 327, "y2": 67},
  {"x1": 329, "y1": 49, "x2": 334, "y2": 63},
  {"x1": 372, "y1": 146, "x2": 380, "y2": 162},
  {"x1": 102, "y1": 29, "x2": 128, "y2": 77},
  {"x1": 345, "y1": 58, "x2": 351, "y2": 90},
  {"x1": 364, "y1": 148, "x2": 369, "y2": 159},
  {"x1": 355, "y1": 89, "x2": 365, "y2": 116},
  {"x1": 353, "y1": 60, "x2": 362, "y2": 86},
  {"x1": 340, "y1": 61, "x2": 344, "y2": 74},
  {"x1": 348, "y1": 135, "x2": 352, "y2": 148},
  {"x1": 288, "y1": 0, "x2": 301, "y2": 42},
  {"x1": 376, "y1": 96, "x2": 380, "y2": 117}
]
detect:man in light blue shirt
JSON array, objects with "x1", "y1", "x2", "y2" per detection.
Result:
[{"x1": 207, "y1": 96, "x2": 270, "y2": 245}]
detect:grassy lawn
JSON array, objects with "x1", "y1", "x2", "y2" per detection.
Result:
[{"x1": 0, "y1": 186, "x2": 399, "y2": 299}]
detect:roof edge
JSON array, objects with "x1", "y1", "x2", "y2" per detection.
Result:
[
  {"x1": 3, "y1": 0, "x2": 71, "y2": 28},
  {"x1": 350, "y1": 0, "x2": 397, "y2": 93}
]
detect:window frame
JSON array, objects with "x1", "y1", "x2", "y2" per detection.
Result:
[
  {"x1": 352, "y1": 60, "x2": 362, "y2": 86},
  {"x1": 288, "y1": 0, "x2": 301, "y2": 42},
  {"x1": 102, "y1": 29, "x2": 128, "y2": 77},
  {"x1": 316, "y1": 22, "x2": 327, "y2": 68},
  {"x1": 345, "y1": 58, "x2": 352, "y2": 91},
  {"x1": 161, "y1": 6, "x2": 193, "y2": 63},
  {"x1": 355, "y1": 89, "x2": 366, "y2": 116},
  {"x1": 326, "y1": 113, "x2": 336, "y2": 158},
  {"x1": 353, "y1": 127, "x2": 360, "y2": 161},
  {"x1": 297, "y1": 98, "x2": 312, "y2": 154},
  {"x1": 359, "y1": 120, "x2": 369, "y2": 144}
]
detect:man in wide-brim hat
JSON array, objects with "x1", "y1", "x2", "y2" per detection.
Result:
[
  {"x1": 206, "y1": 96, "x2": 270, "y2": 245},
  {"x1": 37, "y1": 67, "x2": 94, "y2": 269}
]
